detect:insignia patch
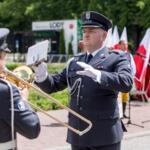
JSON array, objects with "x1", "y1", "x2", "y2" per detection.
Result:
[
  {"x1": 100, "y1": 54, "x2": 105, "y2": 59},
  {"x1": 86, "y1": 12, "x2": 90, "y2": 20},
  {"x1": 18, "y1": 101, "x2": 26, "y2": 111}
]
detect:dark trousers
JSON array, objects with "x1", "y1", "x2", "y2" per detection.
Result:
[{"x1": 71, "y1": 142, "x2": 121, "y2": 150}]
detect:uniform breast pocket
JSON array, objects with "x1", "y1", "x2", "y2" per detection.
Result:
[
  {"x1": 94, "y1": 65, "x2": 106, "y2": 71},
  {"x1": 94, "y1": 64, "x2": 113, "y2": 72}
]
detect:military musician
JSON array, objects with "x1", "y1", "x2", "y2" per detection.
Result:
[{"x1": 34, "y1": 11, "x2": 133, "y2": 150}]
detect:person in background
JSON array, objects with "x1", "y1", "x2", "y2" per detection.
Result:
[
  {"x1": 34, "y1": 11, "x2": 133, "y2": 150},
  {"x1": 119, "y1": 40, "x2": 136, "y2": 118},
  {"x1": 0, "y1": 28, "x2": 40, "y2": 150},
  {"x1": 79, "y1": 40, "x2": 84, "y2": 52}
]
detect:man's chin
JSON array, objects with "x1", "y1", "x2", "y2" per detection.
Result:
[{"x1": 84, "y1": 42, "x2": 91, "y2": 47}]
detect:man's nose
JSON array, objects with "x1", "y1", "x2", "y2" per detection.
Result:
[{"x1": 84, "y1": 32, "x2": 90, "y2": 37}]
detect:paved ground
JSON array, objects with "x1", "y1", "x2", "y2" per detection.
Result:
[
  {"x1": 122, "y1": 134, "x2": 150, "y2": 150},
  {"x1": 17, "y1": 100, "x2": 150, "y2": 150}
]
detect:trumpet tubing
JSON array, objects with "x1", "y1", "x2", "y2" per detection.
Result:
[{"x1": 1, "y1": 67, "x2": 92, "y2": 136}]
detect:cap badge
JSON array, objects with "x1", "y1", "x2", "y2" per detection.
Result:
[
  {"x1": 18, "y1": 101, "x2": 26, "y2": 111},
  {"x1": 85, "y1": 12, "x2": 91, "y2": 20}
]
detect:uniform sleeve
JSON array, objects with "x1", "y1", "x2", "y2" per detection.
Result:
[
  {"x1": 5, "y1": 84, "x2": 41, "y2": 139},
  {"x1": 35, "y1": 68, "x2": 67, "y2": 94},
  {"x1": 100, "y1": 53, "x2": 133, "y2": 92}
]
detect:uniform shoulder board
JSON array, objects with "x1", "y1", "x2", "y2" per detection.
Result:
[{"x1": 109, "y1": 49, "x2": 125, "y2": 56}]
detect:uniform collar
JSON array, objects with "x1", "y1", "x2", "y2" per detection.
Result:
[
  {"x1": 88, "y1": 47, "x2": 109, "y2": 65},
  {"x1": 86, "y1": 45, "x2": 104, "y2": 57}
]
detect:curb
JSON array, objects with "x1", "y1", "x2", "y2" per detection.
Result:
[
  {"x1": 44, "y1": 145, "x2": 71, "y2": 150},
  {"x1": 124, "y1": 130, "x2": 150, "y2": 140},
  {"x1": 44, "y1": 130, "x2": 150, "y2": 150}
]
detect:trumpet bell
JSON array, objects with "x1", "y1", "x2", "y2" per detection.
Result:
[
  {"x1": 5, "y1": 65, "x2": 34, "y2": 89},
  {"x1": 13, "y1": 65, "x2": 34, "y2": 82}
]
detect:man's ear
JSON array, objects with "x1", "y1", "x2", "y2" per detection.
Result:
[{"x1": 103, "y1": 31, "x2": 107, "y2": 40}]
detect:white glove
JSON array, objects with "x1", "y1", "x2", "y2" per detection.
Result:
[
  {"x1": 76, "y1": 62, "x2": 101, "y2": 83},
  {"x1": 33, "y1": 62, "x2": 48, "y2": 83}
]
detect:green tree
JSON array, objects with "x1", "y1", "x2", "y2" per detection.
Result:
[
  {"x1": 0, "y1": 0, "x2": 33, "y2": 30},
  {"x1": 102, "y1": 0, "x2": 150, "y2": 49},
  {"x1": 0, "y1": 0, "x2": 150, "y2": 48}
]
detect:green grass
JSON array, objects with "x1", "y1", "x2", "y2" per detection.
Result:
[
  {"x1": 47, "y1": 63, "x2": 65, "y2": 74},
  {"x1": 29, "y1": 88, "x2": 69, "y2": 111},
  {"x1": 6, "y1": 63, "x2": 22, "y2": 70}
]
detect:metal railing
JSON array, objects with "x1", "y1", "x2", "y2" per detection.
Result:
[{"x1": 6, "y1": 53, "x2": 73, "y2": 63}]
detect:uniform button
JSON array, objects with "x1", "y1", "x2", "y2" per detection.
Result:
[
  {"x1": 81, "y1": 85, "x2": 84, "y2": 88},
  {"x1": 100, "y1": 54, "x2": 105, "y2": 59},
  {"x1": 80, "y1": 96, "x2": 83, "y2": 99},
  {"x1": 79, "y1": 107, "x2": 83, "y2": 111}
]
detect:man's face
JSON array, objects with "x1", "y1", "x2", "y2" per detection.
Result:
[
  {"x1": 119, "y1": 41, "x2": 127, "y2": 51},
  {"x1": 82, "y1": 27, "x2": 107, "y2": 52}
]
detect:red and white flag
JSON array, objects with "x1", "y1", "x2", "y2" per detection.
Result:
[
  {"x1": 120, "y1": 27, "x2": 128, "y2": 43},
  {"x1": 112, "y1": 25, "x2": 120, "y2": 49},
  {"x1": 104, "y1": 28, "x2": 113, "y2": 48},
  {"x1": 134, "y1": 28, "x2": 150, "y2": 91},
  {"x1": 120, "y1": 27, "x2": 128, "y2": 51},
  {"x1": 144, "y1": 57, "x2": 150, "y2": 98}
]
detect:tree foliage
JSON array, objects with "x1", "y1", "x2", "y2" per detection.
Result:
[
  {"x1": 1, "y1": 0, "x2": 150, "y2": 30},
  {"x1": 0, "y1": 0, "x2": 150, "y2": 47}
]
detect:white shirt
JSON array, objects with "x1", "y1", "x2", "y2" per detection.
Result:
[{"x1": 86, "y1": 46, "x2": 104, "y2": 57}]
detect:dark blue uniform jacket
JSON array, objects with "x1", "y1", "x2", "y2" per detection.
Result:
[
  {"x1": 36, "y1": 47, "x2": 133, "y2": 146},
  {"x1": 0, "y1": 79, "x2": 40, "y2": 143}
]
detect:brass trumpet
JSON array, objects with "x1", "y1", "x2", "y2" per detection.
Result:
[{"x1": 1, "y1": 66, "x2": 92, "y2": 136}]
